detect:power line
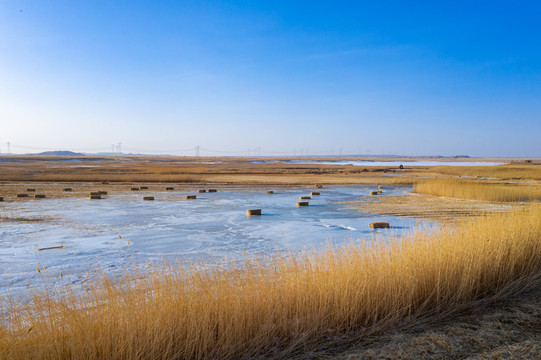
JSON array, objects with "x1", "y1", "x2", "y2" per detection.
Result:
[
  {"x1": 0, "y1": 141, "x2": 303, "y2": 156},
  {"x1": 122, "y1": 147, "x2": 196, "y2": 153},
  {"x1": 199, "y1": 148, "x2": 250, "y2": 154}
]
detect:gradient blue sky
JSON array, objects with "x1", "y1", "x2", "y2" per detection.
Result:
[{"x1": 1, "y1": 1, "x2": 540, "y2": 157}]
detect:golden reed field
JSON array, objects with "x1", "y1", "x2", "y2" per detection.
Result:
[
  {"x1": 415, "y1": 178, "x2": 541, "y2": 202},
  {"x1": 1, "y1": 157, "x2": 540, "y2": 359},
  {"x1": 1, "y1": 206, "x2": 540, "y2": 359}
]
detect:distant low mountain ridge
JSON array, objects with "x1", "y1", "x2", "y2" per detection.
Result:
[{"x1": 37, "y1": 151, "x2": 86, "y2": 156}]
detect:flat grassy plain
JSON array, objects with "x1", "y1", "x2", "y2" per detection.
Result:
[
  {"x1": 0, "y1": 156, "x2": 538, "y2": 198},
  {"x1": 1, "y1": 156, "x2": 540, "y2": 359},
  {"x1": 0, "y1": 156, "x2": 421, "y2": 185}
]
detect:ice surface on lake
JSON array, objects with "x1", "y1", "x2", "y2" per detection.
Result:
[{"x1": 0, "y1": 186, "x2": 427, "y2": 295}]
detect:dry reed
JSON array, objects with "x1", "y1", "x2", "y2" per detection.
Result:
[
  {"x1": 431, "y1": 164, "x2": 541, "y2": 180},
  {"x1": 415, "y1": 178, "x2": 541, "y2": 202},
  {"x1": 1, "y1": 206, "x2": 540, "y2": 359},
  {"x1": 37, "y1": 245, "x2": 65, "y2": 251}
]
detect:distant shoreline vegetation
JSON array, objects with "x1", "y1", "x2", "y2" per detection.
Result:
[{"x1": 252, "y1": 159, "x2": 506, "y2": 166}]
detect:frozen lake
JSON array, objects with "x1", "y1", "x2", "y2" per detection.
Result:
[{"x1": 0, "y1": 185, "x2": 429, "y2": 295}]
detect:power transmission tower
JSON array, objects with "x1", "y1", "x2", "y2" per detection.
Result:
[
  {"x1": 195, "y1": 146, "x2": 200, "y2": 157},
  {"x1": 7, "y1": 142, "x2": 10, "y2": 154},
  {"x1": 117, "y1": 142, "x2": 122, "y2": 154},
  {"x1": 112, "y1": 144, "x2": 115, "y2": 153}
]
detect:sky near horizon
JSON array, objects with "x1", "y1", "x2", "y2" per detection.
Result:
[{"x1": 1, "y1": 1, "x2": 540, "y2": 157}]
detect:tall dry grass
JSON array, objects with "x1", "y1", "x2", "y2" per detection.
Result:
[
  {"x1": 1, "y1": 206, "x2": 541, "y2": 359},
  {"x1": 431, "y1": 164, "x2": 541, "y2": 180},
  {"x1": 415, "y1": 178, "x2": 541, "y2": 202}
]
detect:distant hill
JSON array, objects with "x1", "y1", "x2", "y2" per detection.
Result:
[{"x1": 37, "y1": 151, "x2": 87, "y2": 156}]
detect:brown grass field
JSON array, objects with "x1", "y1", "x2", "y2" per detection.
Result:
[
  {"x1": 1, "y1": 156, "x2": 540, "y2": 359},
  {"x1": 0, "y1": 156, "x2": 539, "y2": 184},
  {"x1": 0, "y1": 156, "x2": 539, "y2": 198},
  {"x1": 431, "y1": 163, "x2": 541, "y2": 180},
  {"x1": 415, "y1": 178, "x2": 541, "y2": 202},
  {"x1": 0, "y1": 156, "x2": 421, "y2": 184}
]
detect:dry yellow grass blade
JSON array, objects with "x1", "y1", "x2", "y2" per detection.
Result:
[
  {"x1": 415, "y1": 178, "x2": 541, "y2": 202},
  {"x1": 1, "y1": 205, "x2": 540, "y2": 359}
]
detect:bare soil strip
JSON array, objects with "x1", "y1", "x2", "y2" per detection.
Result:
[{"x1": 320, "y1": 287, "x2": 541, "y2": 359}]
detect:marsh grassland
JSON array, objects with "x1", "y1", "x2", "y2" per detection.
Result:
[
  {"x1": 0, "y1": 157, "x2": 540, "y2": 359},
  {"x1": 1, "y1": 206, "x2": 540, "y2": 359},
  {"x1": 430, "y1": 163, "x2": 541, "y2": 180},
  {"x1": 415, "y1": 178, "x2": 541, "y2": 202}
]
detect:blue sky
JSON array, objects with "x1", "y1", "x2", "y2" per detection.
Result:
[{"x1": 1, "y1": 1, "x2": 540, "y2": 157}]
